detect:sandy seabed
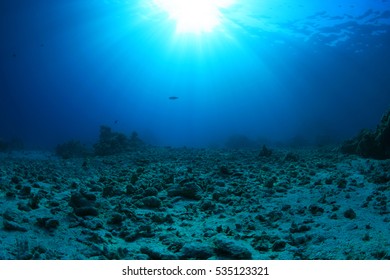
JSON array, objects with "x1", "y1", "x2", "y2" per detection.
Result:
[{"x1": 0, "y1": 146, "x2": 389, "y2": 260}]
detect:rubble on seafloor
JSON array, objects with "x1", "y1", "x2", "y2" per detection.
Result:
[{"x1": 0, "y1": 146, "x2": 389, "y2": 260}]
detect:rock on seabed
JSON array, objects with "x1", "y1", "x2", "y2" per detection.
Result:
[{"x1": 0, "y1": 146, "x2": 389, "y2": 260}]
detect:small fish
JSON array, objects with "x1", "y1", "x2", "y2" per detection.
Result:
[{"x1": 169, "y1": 96, "x2": 179, "y2": 100}]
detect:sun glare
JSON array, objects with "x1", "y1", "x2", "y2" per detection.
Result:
[{"x1": 153, "y1": 0, "x2": 234, "y2": 34}]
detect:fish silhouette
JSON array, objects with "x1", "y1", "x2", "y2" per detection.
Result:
[{"x1": 169, "y1": 96, "x2": 179, "y2": 100}]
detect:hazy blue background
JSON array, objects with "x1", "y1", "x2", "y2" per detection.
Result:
[{"x1": 1, "y1": 0, "x2": 390, "y2": 148}]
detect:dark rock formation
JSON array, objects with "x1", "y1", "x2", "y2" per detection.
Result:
[
  {"x1": 93, "y1": 126, "x2": 129, "y2": 156},
  {"x1": 341, "y1": 109, "x2": 390, "y2": 159},
  {"x1": 93, "y1": 126, "x2": 144, "y2": 156},
  {"x1": 69, "y1": 191, "x2": 99, "y2": 217}
]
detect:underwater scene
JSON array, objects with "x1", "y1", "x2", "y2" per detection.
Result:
[{"x1": 0, "y1": 0, "x2": 389, "y2": 259}]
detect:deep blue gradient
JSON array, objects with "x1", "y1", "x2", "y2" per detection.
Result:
[{"x1": 1, "y1": 0, "x2": 390, "y2": 148}]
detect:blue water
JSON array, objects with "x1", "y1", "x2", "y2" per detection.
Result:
[{"x1": 1, "y1": 0, "x2": 390, "y2": 148}]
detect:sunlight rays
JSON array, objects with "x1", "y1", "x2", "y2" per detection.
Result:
[{"x1": 152, "y1": 0, "x2": 235, "y2": 34}]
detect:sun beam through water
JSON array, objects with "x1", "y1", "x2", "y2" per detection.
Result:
[{"x1": 152, "y1": 0, "x2": 235, "y2": 34}]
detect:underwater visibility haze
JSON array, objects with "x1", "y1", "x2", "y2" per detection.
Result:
[{"x1": 1, "y1": 0, "x2": 390, "y2": 148}]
